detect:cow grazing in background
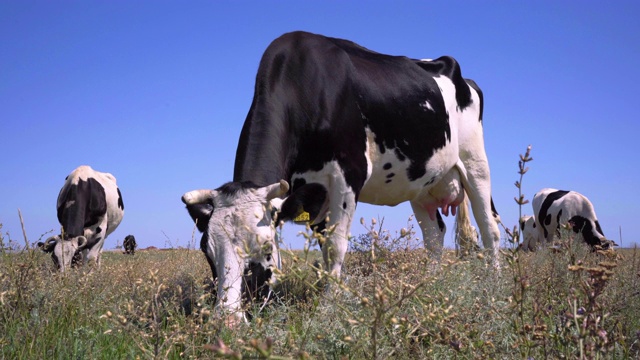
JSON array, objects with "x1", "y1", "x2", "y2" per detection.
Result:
[
  {"x1": 518, "y1": 215, "x2": 541, "y2": 251},
  {"x1": 123, "y1": 235, "x2": 137, "y2": 255},
  {"x1": 182, "y1": 31, "x2": 500, "y2": 323},
  {"x1": 532, "y1": 188, "x2": 615, "y2": 250},
  {"x1": 38, "y1": 165, "x2": 124, "y2": 271}
]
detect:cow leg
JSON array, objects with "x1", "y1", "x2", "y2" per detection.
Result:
[
  {"x1": 321, "y1": 179, "x2": 358, "y2": 279},
  {"x1": 322, "y1": 209, "x2": 353, "y2": 278},
  {"x1": 456, "y1": 159, "x2": 500, "y2": 260},
  {"x1": 410, "y1": 201, "x2": 445, "y2": 258},
  {"x1": 83, "y1": 221, "x2": 108, "y2": 268}
]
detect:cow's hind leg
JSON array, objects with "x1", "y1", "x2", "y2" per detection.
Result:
[{"x1": 456, "y1": 159, "x2": 501, "y2": 262}]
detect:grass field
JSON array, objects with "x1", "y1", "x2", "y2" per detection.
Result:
[
  {"x1": 3, "y1": 148, "x2": 639, "y2": 359},
  {"x1": 1, "y1": 222, "x2": 639, "y2": 359}
]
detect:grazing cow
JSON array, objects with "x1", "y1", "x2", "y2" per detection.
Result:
[
  {"x1": 38, "y1": 165, "x2": 124, "y2": 271},
  {"x1": 532, "y1": 188, "x2": 614, "y2": 249},
  {"x1": 182, "y1": 31, "x2": 500, "y2": 322},
  {"x1": 123, "y1": 235, "x2": 137, "y2": 255},
  {"x1": 518, "y1": 215, "x2": 541, "y2": 251}
]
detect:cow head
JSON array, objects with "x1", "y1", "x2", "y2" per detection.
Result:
[
  {"x1": 37, "y1": 234, "x2": 87, "y2": 271},
  {"x1": 568, "y1": 216, "x2": 617, "y2": 250},
  {"x1": 519, "y1": 215, "x2": 540, "y2": 251},
  {"x1": 182, "y1": 180, "x2": 289, "y2": 321}
]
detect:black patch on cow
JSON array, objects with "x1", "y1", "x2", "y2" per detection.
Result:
[
  {"x1": 386, "y1": 172, "x2": 395, "y2": 178},
  {"x1": 51, "y1": 253, "x2": 60, "y2": 268},
  {"x1": 242, "y1": 261, "x2": 273, "y2": 320},
  {"x1": 117, "y1": 188, "x2": 124, "y2": 210},
  {"x1": 415, "y1": 56, "x2": 473, "y2": 111},
  {"x1": 436, "y1": 211, "x2": 445, "y2": 232},
  {"x1": 232, "y1": 31, "x2": 473, "y2": 200},
  {"x1": 465, "y1": 78, "x2": 484, "y2": 122},
  {"x1": 385, "y1": 179, "x2": 392, "y2": 184},
  {"x1": 71, "y1": 250, "x2": 83, "y2": 268},
  {"x1": 342, "y1": 202, "x2": 347, "y2": 209},
  {"x1": 537, "y1": 190, "x2": 569, "y2": 240},
  {"x1": 594, "y1": 220, "x2": 604, "y2": 237},
  {"x1": 200, "y1": 232, "x2": 217, "y2": 276},
  {"x1": 57, "y1": 177, "x2": 107, "y2": 238},
  {"x1": 491, "y1": 198, "x2": 499, "y2": 218},
  {"x1": 383, "y1": 163, "x2": 392, "y2": 170},
  {"x1": 569, "y1": 216, "x2": 604, "y2": 248},
  {"x1": 186, "y1": 202, "x2": 213, "y2": 233},
  {"x1": 96, "y1": 226, "x2": 102, "y2": 234},
  {"x1": 292, "y1": 178, "x2": 307, "y2": 191},
  {"x1": 556, "y1": 209, "x2": 563, "y2": 232},
  {"x1": 217, "y1": 181, "x2": 261, "y2": 196},
  {"x1": 277, "y1": 183, "x2": 327, "y2": 224}
]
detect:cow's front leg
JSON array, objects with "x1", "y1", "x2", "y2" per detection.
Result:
[{"x1": 322, "y1": 186, "x2": 357, "y2": 279}]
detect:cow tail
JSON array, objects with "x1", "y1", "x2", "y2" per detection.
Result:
[{"x1": 455, "y1": 193, "x2": 479, "y2": 257}]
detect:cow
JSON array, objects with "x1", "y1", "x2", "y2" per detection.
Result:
[
  {"x1": 532, "y1": 188, "x2": 615, "y2": 250},
  {"x1": 38, "y1": 165, "x2": 124, "y2": 271},
  {"x1": 182, "y1": 31, "x2": 501, "y2": 323},
  {"x1": 123, "y1": 235, "x2": 137, "y2": 255},
  {"x1": 518, "y1": 215, "x2": 541, "y2": 251}
]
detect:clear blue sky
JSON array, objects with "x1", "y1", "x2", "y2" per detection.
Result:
[{"x1": 2, "y1": 1, "x2": 639, "y2": 251}]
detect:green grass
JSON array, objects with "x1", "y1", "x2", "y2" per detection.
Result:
[
  {"x1": 2, "y1": 147, "x2": 639, "y2": 359},
  {"x1": 1, "y1": 231, "x2": 639, "y2": 359}
]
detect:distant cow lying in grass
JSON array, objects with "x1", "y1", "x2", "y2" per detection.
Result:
[
  {"x1": 123, "y1": 235, "x2": 136, "y2": 255},
  {"x1": 531, "y1": 188, "x2": 616, "y2": 250}
]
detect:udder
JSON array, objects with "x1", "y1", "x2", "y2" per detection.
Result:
[{"x1": 417, "y1": 168, "x2": 464, "y2": 221}]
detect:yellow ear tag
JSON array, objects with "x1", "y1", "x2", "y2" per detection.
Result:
[{"x1": 293, "y1": 211, "x2": 310, "y2": 223}]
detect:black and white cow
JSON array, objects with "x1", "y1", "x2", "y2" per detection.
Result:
[
  {"x1": 182, "y1": 31, "x2": 500, "y2": 322},
  {"x1": 532, "y1": 188, "x2": 614, "y2": 249},
  {"x1": 123, "y1": 234, "x2": 137, "y2": 255},
  {"x1": 38, "y1": 165, "x2": 124, "y2": 271}
]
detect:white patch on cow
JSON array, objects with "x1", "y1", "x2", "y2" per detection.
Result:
[
  {"x1": 433, "y1": 75, "x2": 457, "y2": 114},
  {"x1": 420, "y1": 100, "x2": 433, "y2": 112},
  {"x1": 359, "y1": 127, "x2": 458, "y2": 207}
]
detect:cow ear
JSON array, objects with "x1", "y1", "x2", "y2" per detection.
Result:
[
  {"x1": 76, "y1": 236, "x2": 88, "y2": 250},
  {"x1": 265, "y1": 180, "x2": 289, "y2": 201}
]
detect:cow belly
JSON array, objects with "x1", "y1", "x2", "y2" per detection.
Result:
[{"x1": 359, "y1": 133, "x2": 458, "y2": 207}]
